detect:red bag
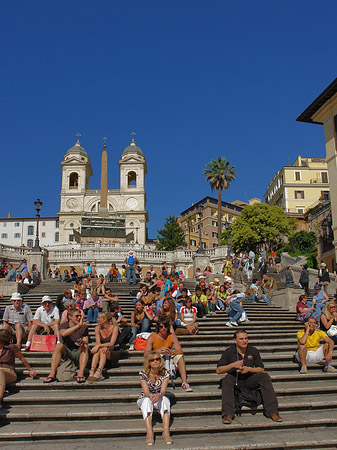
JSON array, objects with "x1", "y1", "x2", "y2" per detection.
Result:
[
  {"x1": 30, "y1": 334, "x2": 57, "y2": 352},
  {"x1": 134, "y1": 337, "x2": 147, "y2": 351}
]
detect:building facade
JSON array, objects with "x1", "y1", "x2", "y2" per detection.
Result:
[
  {"x1": 264, "y1": 156, "x2": 330, "y2": 215},
  {"x1": 0, "y1": 216, "x2": 59, "y2": 248},
  {"x1": 0, "y1": 138, "x2": 149, "y2": 248},
  {"x1": 297, "y1": 78, "x2": 337, "y2": 267},
  {"x1": 178, "y1": 197, "x2": 243, "y2": 250}
]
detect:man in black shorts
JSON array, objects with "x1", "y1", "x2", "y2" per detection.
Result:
[
  {"x1": 44, "y1": 308, "x2": 89, "y2": 383},
  {"x1": 216, "y1": 329, "x2": 282, "y2": 424}
]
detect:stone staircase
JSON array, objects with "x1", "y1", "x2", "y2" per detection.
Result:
[{"x1": 1, "y1": 279, "x2": 337, "y2": 449}]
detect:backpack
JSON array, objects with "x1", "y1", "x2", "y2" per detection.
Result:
[
  {"x1": 234, "y1": 386, "x2": 262, "y2": 415},
  {"x1": 128, "y1": 255, "x2": 135, "y2": 265},
  {"x1": 56, "y1": 358, "x2": 77, "y2": 382}
]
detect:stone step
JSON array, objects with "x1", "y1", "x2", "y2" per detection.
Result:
[
  {"x1": 1, "y1": 409, "x2": 337, "y2": 441},
  {"x1": 2, "y1": 393, "x2": 337, "y2": 422}
]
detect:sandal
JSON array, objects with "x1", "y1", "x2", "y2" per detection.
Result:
[
  {"x1": 76, "y1": 376, "x2": 86, "y2": 384},
  {"x1": 145, "y1": 435, "x2": 154, "y2": 446},
  {"x1": 92, "y1": 369, "x2": 104, "y2": 382},
  {"x1": 163, "y1": 434, "x2": 173, "y2": 445},
  {"x1": 44, "y1": 376, "x2": 56, "y2": 384}
]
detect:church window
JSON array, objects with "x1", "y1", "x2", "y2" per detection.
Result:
[
  {"x1": 130, "y1": 222, "x2": 134, "y2": 226},
  {"x1": 27, "y1": 239, "x2": 33, "y2": 247},
  {"x1": 70, "y1": 223, "x2": 74, "y2": 228},
  {"x1": 127, "y1": 171, "x2": 137, "y2": 188},
  {"x1": 109, "y1": 204, "x2": 114, "y2": 211},
  {"x1": 55, "y1": 232, "x2": 59, "y2": 242},
  {"x1": 28, "y1": 225, "x2": 34, "y2": 235},
  {"x1": 69, "y1": 172, "x2": 79, "y2": 189},
  {"x1": 69, "y1": 234, "x2": 74, "y2": 242}
]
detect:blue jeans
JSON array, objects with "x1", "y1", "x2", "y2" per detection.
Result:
[
  {"x1": 86, "y1": 307, "x2": 101, "y2": 322},
  {"x1": 230, "y1": 301, "x2": 245, "y2": 323},
  {"x1": 127, "y1": 265, "x2": 136, "y2": 285},
  {"x1": 249, "y1": 294, "x2": 270, "y2": 305},
  {"x1": 129, "y1": 318, "x2": 151, "y2": 344}
]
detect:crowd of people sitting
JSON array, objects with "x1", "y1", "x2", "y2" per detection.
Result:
[{"x1": 2, "y1": 252, "x2": 337, "y2": 445}]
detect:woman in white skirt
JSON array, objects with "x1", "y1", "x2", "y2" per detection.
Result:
[{"x1": 137, "y1": 351, "x2": 172, "y2": 446}]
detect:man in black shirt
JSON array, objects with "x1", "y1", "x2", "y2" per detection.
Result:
[{"x1": 216, "y1": 329, "x2": 282, "y2": 424}]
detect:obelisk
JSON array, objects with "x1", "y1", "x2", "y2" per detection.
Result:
[{"x1": 99, "y1": 138, "x2": 109, "y2": 216}]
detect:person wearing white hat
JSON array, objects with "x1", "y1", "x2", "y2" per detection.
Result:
[
  {"x1": 2, "y1": 293, "x2": 33, "y2": 348},
  {"x1": 22, "y1": 296, "x2": 61, "y2": 351}
]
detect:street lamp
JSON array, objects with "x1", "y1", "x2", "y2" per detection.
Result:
[
  {"x1": 224, "y1": 220, "x2": 232, "y2": 257},
  {"x1": 33, "y1": 198, "x2": 43, "y2": 251},
  {"x1": 196, "y1": 203, "x2": 205, "y2": 254}
]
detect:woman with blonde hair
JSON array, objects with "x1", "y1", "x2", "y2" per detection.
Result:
[
  {"x1": 137, "y1": 351, "x2": 172, "y2": 445},
  {"x1": 0, "y1": 330, "x2": 37, "y2": 408},
  {"x1": 88, "y1": 312, "x2": 121, "y2": 382},
  {"x1": 321, "y1": 301, "x2": 337, "y2": 343}
]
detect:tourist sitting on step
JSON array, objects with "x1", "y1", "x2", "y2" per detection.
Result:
[
  {"x1": 144, "y1": 320, "x2": 193, "y2": 392},
  {"x1": 260, "y1": 274, "x2": 277, "y2": 301},
  {"x1": 129, "y1": 300, "x2": 153, "y2": 351},
  {"x1": 60, "y1": 299, "x2": 84, "y2": 323},
  {"x1": 107, "y1": 263, "x2": 121, "y2": 282},
  {"x1": 22, "y1": 296, "x2": 61, "y2": 351},
  {"x1": 88, "y1": 312, "x2": 121, "y2": 382},
  {"x1": 248, "y1": 279, "x2": 271, "y2": 305},
  {"x1": 70, "y1": 266, "x2": 79, "y2": 282},
  {"x1": 83, "y1": 290, "x2": 103, "y2": 323},
  {"x1": 216, "y1": 284, "x2": 228, "y2": 310},
  {"x1": 63, "y1": 269, "x2": 71, "y2": 282},
  {"x1": 137, "y1": 351, "x2": 172, "y2": 446},
  {"x1": 296, "y1": 294, "x2": 320, "y2": 322},
  {"x1": 101, "y1": 288, "x2": 119, "y2": 313},
  {"x1": 44, "y1": 307, "x2": 89, "y2": 383},
  {"x1": 2, "y1": 293, "x2": 33, "y2": 348},
  {"x1": 296, "y1": 317, "x2": 337, "y2": 374},
  {"x1": 56, "y1": 289, "x2": 74, "y2": 315},
  {"x1": 139, "y1": 271, "x2": 158, "y2": 292},
  {"x1": 110, "y1": 302, "x2": 132, "y2": 347},
  {"x1": 216, "y1": 328, "x2": 282, "y2": 424},
  {"x1": 320, "y1": 302, "x2": 337, "y2": 344},
  {"x1": 154, "y1": 298, "x2": 179, "y2": 331},
  {"x1": 225, "y1": 291, "x2": 247, "y2": 327},
  {"x1": 206, "y1": 287, "x2": 218, "y2": 314},
  {"x1": 312, "y1": 283, "x2": 330, "y2": 316},
  {"x1": 180, "y1": 298, "x2": 198, "y2": 334},
  {"x1": 0, "y1": 329, "x2": 37, "y2": 409},
  {"x1": 75, "y1": 288, "x2": 87, "y2": 311},
  {"x1": 0, "y1": 264, "x2": 16, "y2": 283},
  {"x1": 22, "y1": 272, "x2": 34, "y2": 288},
  {"x1": 191, "y1": 286, "x2": 208, "y2": 318},
  {"x1": 96, "y1": 274, "x2": 106, "y2": 295}
]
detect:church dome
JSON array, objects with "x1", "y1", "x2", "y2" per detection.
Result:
[
  {"x1": 66, "y1": 141, "x2": 89, "y2": 158},
  {"x1": 122, "y1": 139, "x2": 144, "y2": 155}
]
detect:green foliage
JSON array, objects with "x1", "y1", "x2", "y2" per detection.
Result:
[
  {"x1": 288, "y1": 231, "x2": 317, "y2": 254},
  {"x1": 229, "y1": 203, "x2": 290, "y2": 252},
  {"x1": 156, "y1": 216, "x2": 186, "y2": 251},
  {"x1": 203, "y1": 157, "x2": 236, "y2": 245}
]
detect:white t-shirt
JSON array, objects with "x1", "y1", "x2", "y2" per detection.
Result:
[
  {"x1": 180, "y1": 306, "x2": 197, "y2": 324},
  {"x1": 34, "y1": 305, "x2": 60, "y2": 324}
]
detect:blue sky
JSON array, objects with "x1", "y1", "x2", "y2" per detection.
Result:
[{"x1": 1, "y1": 0, "x2": 336, "y2": 239}]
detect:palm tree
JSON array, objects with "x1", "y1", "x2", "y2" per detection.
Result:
[{"x1": 203, "y1": 157, "x2": 236, "y2": 246}]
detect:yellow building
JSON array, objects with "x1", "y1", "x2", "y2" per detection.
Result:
[
  {"x1": 297, "y1": 78, "x2": 337, "y2": 268},
  {"x1": 178, "y1": 196, "x2": 243, "y2": 249},
  {"x1": 264, "y1": 156, "x2": 330, "y2": 215}
]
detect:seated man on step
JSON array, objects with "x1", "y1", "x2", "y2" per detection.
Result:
[
  {"x1": 44, "y1": 308, "x2": 89, "y2": 383},
  {"x1": 296, "y1": 317, "x2": 337, "y2": 374},
  {"x1": 216, "y1": 329, "x2": 282, "y2": 424}
]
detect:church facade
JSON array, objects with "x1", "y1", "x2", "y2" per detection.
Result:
[
  {"x1": 0, "y1": 138, "x2": 149, "y2": 248},
  {"x1": 59, "y1": 138, "x2": 148, "y2": 245}
]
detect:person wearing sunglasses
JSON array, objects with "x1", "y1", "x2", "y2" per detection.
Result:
[
  {"x1": 321, "y1": 302, "x2": 337, "y2": 343},
  {"x1": 44, "y1": 308, "x2": 89, "y2": 383},
  {"x1": 137, "y1": 351, "x2": 172, "y2": 446}
]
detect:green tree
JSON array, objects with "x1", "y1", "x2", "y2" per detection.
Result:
[
  {"x1": 228, "y1": 203, "x2": 290, "y2": 252},
  {"x1": 289, "y1": 230, "x2": 317, "y2": 253},
  {"x1": 157, "y1": 216, "x2": 186, "y2": 251},
  {"x1": 203, "y1": 157, "x2": 236, "y2": 245}
]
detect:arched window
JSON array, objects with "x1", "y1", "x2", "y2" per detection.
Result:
[
  {"x1": 127, "y1": 171, "x2": 137, "y2": 187},
  {"x1": 27, "y1": 225, "x2": 34, "y2": 235},
  {"x1": 69, "y1": 172, "x2": 79, "y2": 189}
]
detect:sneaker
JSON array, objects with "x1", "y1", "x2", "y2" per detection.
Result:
[
  {"x1": 181, "y1": 382, "x2": 193, "y2": 392},
  {"x1": 231, "y1": 321, "x2": 238, "y2": 327},
  {"x1": 226, "y1": 321, "x2": 233, "y2": 327},
  {"x1": 323, "y1": 365, "x2": 337, "y2": 373},
  {"x1": 300, "y1": 366, "x2": 307, "y2": 374},
  {"x1": 129, "y1": 344, "x2": 135, "y2": 351}
]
